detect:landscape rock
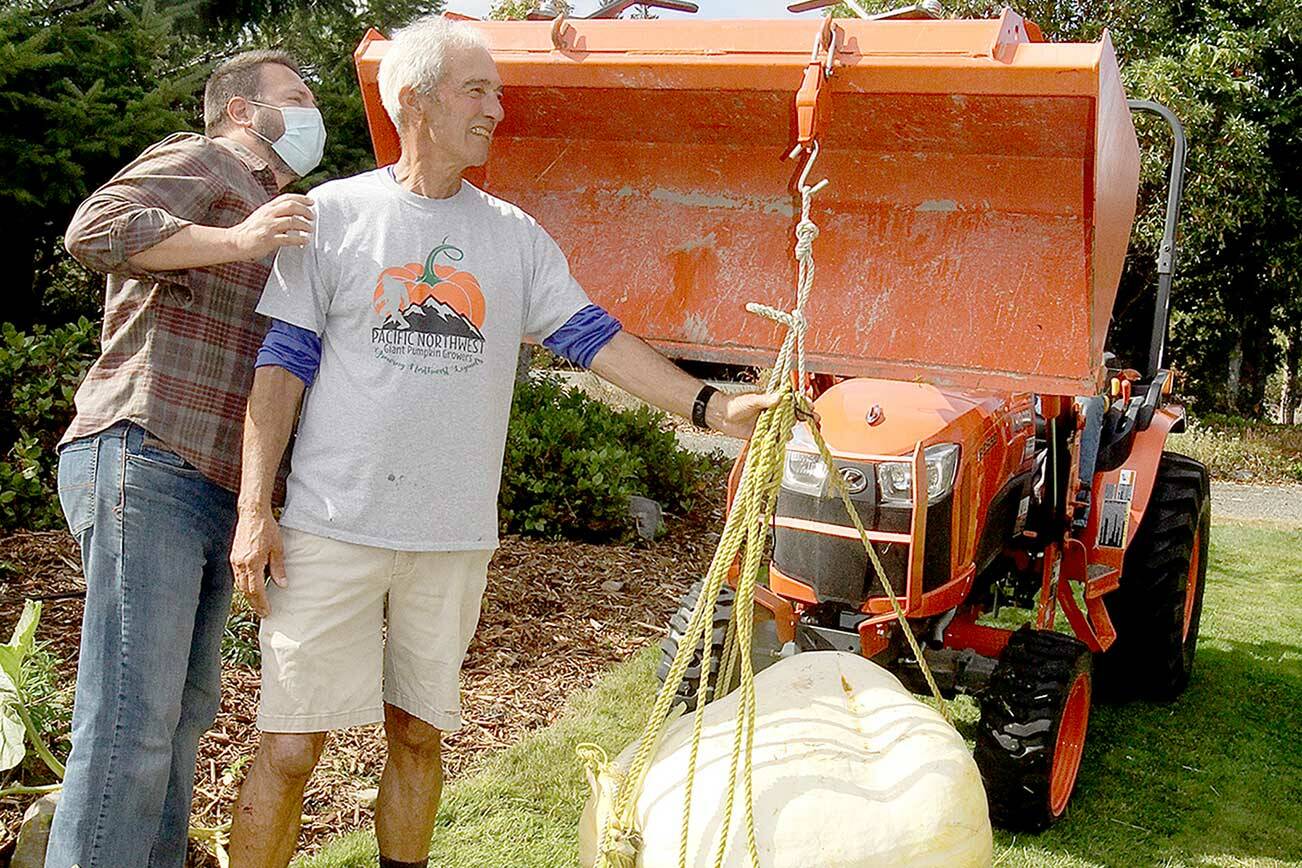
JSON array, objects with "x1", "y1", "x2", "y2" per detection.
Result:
[
  {"x1": 627, "y1": 495, "x2": 665, "y2": 541},
  {"x1": 11, "y1": 791, "x2": 59, "y2": 868}
]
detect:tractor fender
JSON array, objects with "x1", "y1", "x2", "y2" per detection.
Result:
[{"x1": 1083, "y1": 406, "x2": 1185, "y2": 565}]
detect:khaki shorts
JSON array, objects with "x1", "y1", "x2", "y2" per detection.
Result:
[{"x1": 257, "y1": 526, "x2": 492, "y2": 733}]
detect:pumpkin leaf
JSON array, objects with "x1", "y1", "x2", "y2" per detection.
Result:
[
  {"x1": 0, "y1": 600, "x2": 42, "y2": 772},
  {"x1": 0, "y1": 600, "x2": 42, "y2": 688},
  {"x1": 0, "y1": 668, "x2": 27, "y2": 772}
]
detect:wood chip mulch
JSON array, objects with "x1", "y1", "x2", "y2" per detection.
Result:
[{"x1": 0, "y1": 488, "x2": 724, "y2": 865}]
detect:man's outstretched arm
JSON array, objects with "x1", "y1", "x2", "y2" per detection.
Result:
[
  {"x1": 589, "y1": 331, "x2": 778, "y2": 439},
  {"x1": 230, "y1": 365, "x2": 307, "y2": 617}
]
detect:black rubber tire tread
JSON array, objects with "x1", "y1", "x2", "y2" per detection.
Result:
[
  {"x1": 975, "y1": 626, "x2": 1093, "y2": 832},
  {"x1": 1096, "y1": 451, "x2": 1210, "y2": 702},
  {"x1": 655, "y1": 579, "x2": 736, "y2": 711}
]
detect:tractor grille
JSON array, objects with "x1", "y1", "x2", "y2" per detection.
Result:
[{"x1": 773, "y1": 486, "x2": 953, "y2": 608}]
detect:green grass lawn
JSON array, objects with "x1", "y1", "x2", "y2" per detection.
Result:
[{"x1": 297, "y1": 524, "x2": 1302, "y2": 868}]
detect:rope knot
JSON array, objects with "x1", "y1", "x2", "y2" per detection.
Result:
[
  {"x1": 602, "y1": 826, "x2": 643, "y2": 859},
  {"x1": 792, "y1": 310, "x2": 807, "y2": 335},
  {"x1": 794, "y1": 218, "x2": 819, "y2": 259},
  {"x1": 793, "y1": 392, "x2": 817, "y2": 423},
  {"x1": 744, "y1": 302, "x2": 807, "y2": 336}
]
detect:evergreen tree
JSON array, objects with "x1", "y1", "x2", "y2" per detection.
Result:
[
  {"x1": 0, "y1": 0, "x2": 443, "y2": 330},
  {"x1": 0, "y1": 0, "x2": 203, "y2": 329}
]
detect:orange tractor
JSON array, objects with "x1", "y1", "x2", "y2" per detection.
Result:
[{"x1": 355, "y1": 1, "x2": 1206, "y2": 833}]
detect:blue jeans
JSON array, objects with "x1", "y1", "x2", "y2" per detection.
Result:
[{"x1": 46, "y1": 423, "x2": 236, "y2": 868}]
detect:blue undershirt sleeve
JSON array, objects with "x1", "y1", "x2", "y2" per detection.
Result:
[
  {"x1": 541, "y1": 304, "x2": 623, "y2": 369},
  {"x1": 255, "y1": 318, "x2": 323, "y2": 387}
]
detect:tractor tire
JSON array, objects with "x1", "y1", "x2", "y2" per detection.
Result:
[
  {"x1": 656, "y1": 579, "x2": 737, "y2": 712},
  {"x1": 975, "y1": 627, "x2": 1093, "y2": 832},
  {"x1": 1096, "y1": 451, "x2": 1210, "y2": 702}
]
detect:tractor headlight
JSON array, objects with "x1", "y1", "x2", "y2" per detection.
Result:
[
  {"x1": 877, "y1": 443, "x2": 961, "y2": 505},
  {"x1": 781, "y1": 424, "x2": 827, "y2": 496}
]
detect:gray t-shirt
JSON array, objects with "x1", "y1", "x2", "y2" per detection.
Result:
[{"x1": 256, "y1": 169, "x2": 590, "y2": 550}]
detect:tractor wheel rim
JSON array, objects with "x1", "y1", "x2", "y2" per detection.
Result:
[
  {"x1": 1182, "y1": 527, "x2": 1202, "y2": 643},
  {"x1": 1049, "y1": 672, "x2": 1091, "y2": 817}
]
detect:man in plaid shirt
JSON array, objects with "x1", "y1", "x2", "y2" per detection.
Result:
[{"x1": 50, "y1": 51, "x2": 323, "y2": 867}]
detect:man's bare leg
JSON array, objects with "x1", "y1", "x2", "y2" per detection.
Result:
[
  {"x1": 229, "y1": 731, "x2": 327, "y2": 868},
  {"x1": 376, "y1": 703, "x2": 444, "y2": 863}
]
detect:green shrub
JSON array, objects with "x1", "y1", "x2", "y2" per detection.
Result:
[
  {"x1": 1168, "y1": 415, "x2": 1302, "y2": 484},
  {"x1": 222, "y1": 601, "x2": 262, "y2": 668},
  {"x1": 0, "y1": 318, "x2": 99, "y2": 531},
  {"x1": 13, "y1": 644, "x2": 73, "y2": 776},
  {"x1": 500, "y1": 374, "x2": 719, "y2": 540}
]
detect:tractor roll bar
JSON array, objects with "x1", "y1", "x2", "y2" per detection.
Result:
[{"x1": 1128, "y1": 99, "x2": 1187, "y2": 380}]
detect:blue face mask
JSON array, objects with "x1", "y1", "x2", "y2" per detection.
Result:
[{"x1": 248, "y1": 100, "x2": 327, "y2": 177}]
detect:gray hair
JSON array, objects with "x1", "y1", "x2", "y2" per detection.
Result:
[
  {"x1": 203, "y1": 50, "x2": 302, "y2": 136},
  {"x1": 379, "y1": 15, "x2": 490, "y2": 130}
]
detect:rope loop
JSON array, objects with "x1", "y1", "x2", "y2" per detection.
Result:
[
  {"x1": 793, "y1": 392, "x2": 817, "y2": 423},
  {"x1": 577, "y1": 742, "x2": 613, "y2": 771}
]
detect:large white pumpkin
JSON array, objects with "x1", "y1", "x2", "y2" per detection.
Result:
[{"x1": 580, "y1": 651, "x2": 991, "y2": 868}]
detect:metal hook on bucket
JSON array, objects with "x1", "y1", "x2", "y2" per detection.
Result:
[
  {"x1": 809, "y1": 16, "x2": 839, "y2": 78},
  {"x1": 789, "y1": 141, "x2": 829, "y2": 196},
  {"x1": 551, "y1": 13, "x2": 570, "y2": 50},
  {"x1": 790, "y1": 16, "x2": 838, "y2": 169}
]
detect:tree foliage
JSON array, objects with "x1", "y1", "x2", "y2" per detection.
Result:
[
  {"x1": 0, "y1": 1, "x2": 204, "y2": 328},
  {"x1": 0, "y1": 0, "x2": 442, "y2": 331},
  {"x1": 489, "y1": 0, "x2": 572, "y2": 19},
  {"x1": 0, "y1": 318, "x2": 98, "y2": 531}
]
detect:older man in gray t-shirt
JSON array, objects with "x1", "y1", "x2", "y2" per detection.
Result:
[
  {"x1": 225, "y1": 16, "x2": 775, "y2": 868},
  {"x1": 255, "y1": 164, "x2": 591, "y2": 551}
]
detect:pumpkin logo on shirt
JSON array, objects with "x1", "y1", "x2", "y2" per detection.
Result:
[{"x1": 371, "y1": 241, "x2": 487, "y2": 375}]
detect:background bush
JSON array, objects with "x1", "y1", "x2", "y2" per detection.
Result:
[
  {"x1": 0, "y1": 319, "x2": 99, "y2": 531},
  {"x1": 1169, "y1": 414, "x2": 1302, "y2": 484},
  {"x1": 0, "y1": 339, "x2": 720, "y2": 540},
  {"x1": 500, "y1": 375, "x2": 720, "y2": 540}
]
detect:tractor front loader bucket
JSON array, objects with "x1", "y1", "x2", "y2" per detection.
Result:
[{"x1": 355, "y1": 10, "x2": 1140, "y2": 395}]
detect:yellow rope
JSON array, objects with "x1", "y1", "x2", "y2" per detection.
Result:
[{"x1": 584, "y1": 143, "x2": 948, "y2": 868}]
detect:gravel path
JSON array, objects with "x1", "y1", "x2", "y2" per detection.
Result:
[
  {"x1": 673, "y1": 431, "x2": 1302, "y2": 527},
  {"x1": 1209, "y1": 482, "x2": 1302, "y2": 526}
]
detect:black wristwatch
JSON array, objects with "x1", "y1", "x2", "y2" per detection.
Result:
[{"x1": 692, "y1": 384, "x2": 719, "y2": 430}]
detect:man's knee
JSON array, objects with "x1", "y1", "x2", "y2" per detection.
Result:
[
  {"x1": 257, "y1": 731, "x2": 326, "y2": 784},
  {"x1": 384, "y1": 707, "x2": 442, "y2": 759}
]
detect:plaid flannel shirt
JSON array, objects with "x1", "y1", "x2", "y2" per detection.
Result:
[{"x1": 61, "y1": 133, "x2": 281, "y2": 494}]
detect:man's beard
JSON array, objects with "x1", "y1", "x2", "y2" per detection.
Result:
[{"x1": 251, "y1": 109, "x2": 301, "y2": 180}]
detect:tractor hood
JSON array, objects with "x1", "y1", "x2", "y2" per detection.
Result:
[
  {"x1": 355, "y1": 11, "x2": 1141, "y2": 395},
  {"x1": 812, "y1": 378, "x2": 1007, "y2": 457}
]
